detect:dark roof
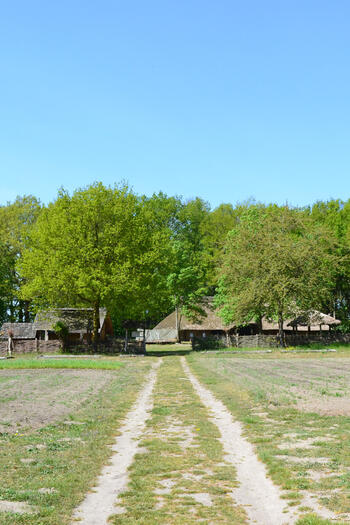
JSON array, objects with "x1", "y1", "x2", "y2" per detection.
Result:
[
  {"x1": 0, "y1": 323, "x2": 36, "y2": 339},
  {"x1": 34, "y1": 308, "x2": 107, "y2": 334}
]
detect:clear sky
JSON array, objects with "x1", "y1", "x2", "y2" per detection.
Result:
[{"x1": 1, "y1": 1, "x2": 349, "y2": 209}]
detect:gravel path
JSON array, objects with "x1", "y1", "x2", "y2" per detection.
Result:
[
  {"x1": 72, "y1": 360, "x2": 161, "y2": 525},
  {"x1": 181, "y1": 357, "x2": 297, "y2": 525}
]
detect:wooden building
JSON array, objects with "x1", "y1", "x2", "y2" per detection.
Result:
[{"x1": 151, "y1": 298, "x2": 340, "y2": 342}]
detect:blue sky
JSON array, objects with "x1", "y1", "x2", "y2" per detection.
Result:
[{"x1": 1, "y1": 1, "x2": 349, "y2": 209}]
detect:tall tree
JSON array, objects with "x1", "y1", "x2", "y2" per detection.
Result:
[
  {"x1": 20, "y1": 183, "x2": 173, "y2": 347},
  {"x1": 0, "y1": 195, "x2": 41, "y2": 322},
  {"x1": 308, "y1": 199, "x2": 350, "y2": 330},
  {"x1": 166, "y1": 198, "x2": 210, "y2": 340},
  {"x1": 216, "y1": 207, "x2": 337, "y2": 346}
]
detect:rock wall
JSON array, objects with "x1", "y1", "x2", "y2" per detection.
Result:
[
  {"x1": 192, "y1": 332, "x2": 350, "y2": 350},
  {"x1": 0, "y1": 339, "x2": 61, "y2": 356}
]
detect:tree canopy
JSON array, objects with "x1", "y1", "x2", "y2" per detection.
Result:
[
  {"x1": 0, "y1": 185, "x2": 349, "y2": 343},
  {"x1": 216, "y1": 206, "x2": 337, "y2": 345}
]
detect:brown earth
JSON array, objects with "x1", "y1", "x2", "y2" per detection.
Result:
[
  {"x1": 0, "y1": 369, "x2": 115, "y2": 433},
  {"x1": 209, "y1": 357, "x2": 350, "y2": 416}
]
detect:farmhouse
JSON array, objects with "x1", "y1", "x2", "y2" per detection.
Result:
[
  {"x1": 149, "y1": 299, "x2": 340, "y2": 342},
  {"x1": 0, "y1": 308, "x2": 113, "y2": 344}
]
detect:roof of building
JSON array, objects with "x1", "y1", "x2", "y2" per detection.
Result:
[
  {"x1": 34, "y1": 308, "x2": 108, "y2": 334},
  {"x1": 287, "y1": 311, "x2": 341, "y2": 327},
  {"x1": 154, "y1": 299, "x2": 340, "y2": 333},
  {"x1": 154, "y1": 300, "x2": 236, "y2": 332},
  {"x1": 0, "y1": 323, "x2": 36, "y2": 339}
]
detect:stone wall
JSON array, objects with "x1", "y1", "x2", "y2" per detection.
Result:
[
  {"x1": 0, "y1": 339, "x2": 61, "y2": 357},
  {"x1": 64, "y1": 340, "x2": 146, "y2": 354},
  {"x1": 192, "y1": 332, "x2": 350, "y2": 350},
  {"x1": 0, "y1": 337, "x2": 145, "y2": 356}
]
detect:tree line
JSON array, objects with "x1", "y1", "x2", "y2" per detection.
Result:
[{"x1": 0, "y1": 182, "x2": 349, "y2": 345}]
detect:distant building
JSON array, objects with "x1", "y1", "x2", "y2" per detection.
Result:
[
  {"x1": 0, "y1": 308, "x2": 113, "y2": 343},
  {"x1": 148, "y1": 298, "x2": 340, "y2": 342}
]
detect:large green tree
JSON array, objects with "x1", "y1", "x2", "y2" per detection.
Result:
[
  {"x1": 20, "y1": 183, "x2": 173, "y2": 346},
  {"x1": 308, "y1": 199, "x2": 350, "y2": 330},
  {"x1": 165, "y1": 198, "x2": 210, "y2": 340},
  {"x1": 0, "y1": 195, "x2": 41, "y2": 322},
  {"x1": 216, "y1": 207, "x2": 337, "y2": 346}
]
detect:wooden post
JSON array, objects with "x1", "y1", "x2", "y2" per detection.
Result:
[
  {"x1": 7, "y1": 335, "x2": 14, "y2": 358},
  {"x1": 124, "y1": 329, "x2": 129, "y2": 353}
]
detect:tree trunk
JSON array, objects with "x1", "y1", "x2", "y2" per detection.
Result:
[
  {"x1": 92, "y1": 299, "x2": 100, "y2": 350},
  {"x1": 278, "y1": 314, "x2": 285, "y2": 347},
  {"x1": 18, "y1": 301, "x2": 24, "y2": 323},
  {"x1": 24, "y1": 301, "x2": 30, "y2": 323},
  {"x1": 257, "y1": 315, "x2": 263, "y2": 333}
]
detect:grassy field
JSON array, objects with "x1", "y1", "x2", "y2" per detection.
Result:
[
  {"x1": 0, "y1": 356, "x2": 153, "y2": 524},
  {"x1": 188, "y1": 353, "x2": 350, "y2": 524},
  {"x1": 0, "y1": 356, "x2": 124, "y2": 370},
  {"x1": 0, "y1": 351, "x2": 349, "y2": 524}
]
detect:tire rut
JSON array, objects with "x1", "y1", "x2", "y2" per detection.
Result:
[
  {"x1": 72, "y1": 359, "x2": 161, "y2": 525},
  {"x1": 181, "y1": 357, "x2": 297, "y2": 525}
]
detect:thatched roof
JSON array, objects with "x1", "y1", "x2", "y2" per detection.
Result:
[
  {"x1": 287, "y1": 311, "x2": 340, "y2": 327},
  {"x1": 34, "y1": 308, "x2": 107, "y2": 334},
  {"x1": 155, "y1": 300, "x2": 340, "y2": 333},
  {"x1": 154, "y1": 301, "x2": 235, "y2": 332},
  {"x1": 0, "y1": 323, "x2": 36, "y2": 339}
]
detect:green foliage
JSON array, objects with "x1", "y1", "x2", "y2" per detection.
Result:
[
  {"x1": 19, "y1": 184, "x2": 176, "y2": 342},
  {"x1": 308, "y1": 199, "x2": 350, "y2": 331},
  {"x1": 53, "y1": 321, "x2": 69, "y2": 347},
  {"x1": 0, "y1": 195, "x2": 41, "y2": 322},
  {"x1": 216, "y1": 206, "x2": 338, "y2": 343}
]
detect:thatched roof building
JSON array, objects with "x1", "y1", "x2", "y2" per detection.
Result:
[
  {"x1": 155, "y1": 303, "x2": 236, "y2": 333},
  {"x1": 151, "y1": 298, "x2": 341, "y2": 342},
  {"x1": 0, "y1": 308, "x2": 113, "y2": 342},
  {"x1": 0, "y1": 323, "x2": 36, "y2": 340}
]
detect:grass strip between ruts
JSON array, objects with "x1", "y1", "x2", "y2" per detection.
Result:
[{"x1": 112, "y1": 355, "x2": 247, "y2": 524}]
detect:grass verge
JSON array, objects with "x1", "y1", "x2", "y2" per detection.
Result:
[{"x1": 0, "y1": 357, "x2": 124, "y2": 370}]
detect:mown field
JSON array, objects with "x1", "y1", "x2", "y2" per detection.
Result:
[{"x1": 189, "y1": 352, "x2": 350, "y2": 522}]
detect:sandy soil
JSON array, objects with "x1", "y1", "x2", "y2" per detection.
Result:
[
  {"x1": 0, "y1": 369, "x2": 114, "y2": 433},
  {"x1": 206, "y1": 357, "x2": 350, "y2": 415},
  {"x1": 72, "y1": 360, "x2": 161, "y2": 525},
  {"x1": 181, "y1": 357, "x2": 296, "y2": 525}
]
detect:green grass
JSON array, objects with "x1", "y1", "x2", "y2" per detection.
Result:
[
  {"x1": 0, "y1": 359, "x2": 153, "y2": 524},
  {"x1": 187, "y1": 353, "x2": 350, "y2": 521},
  {"x1": 112, "y1": 356, "x2": 247, "y2": 524},
  {"x1": 0, "y1": 357, "x2": 124, "y2": 370}
]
